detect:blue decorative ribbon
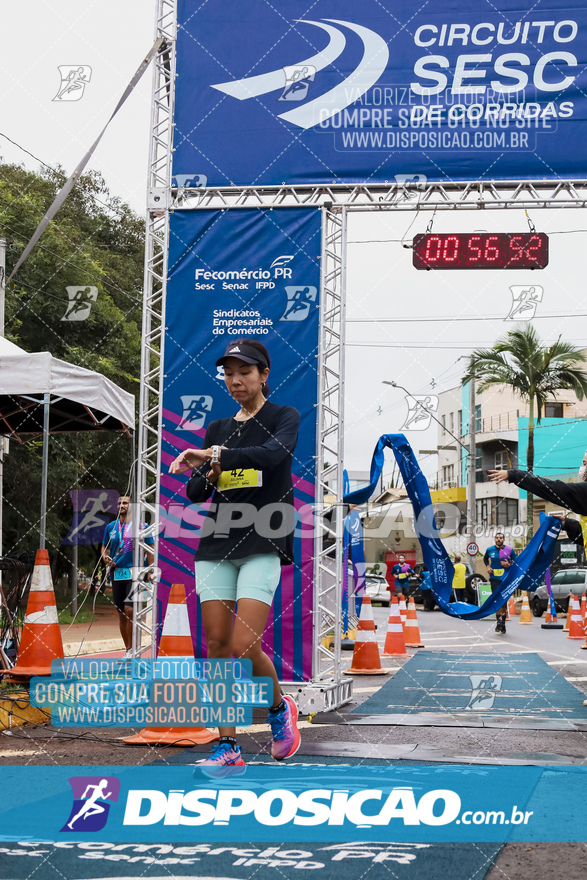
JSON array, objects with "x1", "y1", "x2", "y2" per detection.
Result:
[
  {"x1": 346, "y1": 508, "x2": 366, "y2": 620},
  {"x1": 343, "y1": 434, "x2": 561, "y2": 620}
]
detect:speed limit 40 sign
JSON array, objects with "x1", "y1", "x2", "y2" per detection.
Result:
[{"x1": 467, "y1": 542, "x2": 479, "y2": 556}]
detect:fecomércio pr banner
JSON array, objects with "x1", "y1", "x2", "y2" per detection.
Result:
[
  {"x1": 173, "y1": 0, "x2": 587, "y2": 186},
  {"x1": 160, "y1": 207, "x2": 321, "y2": 681}
]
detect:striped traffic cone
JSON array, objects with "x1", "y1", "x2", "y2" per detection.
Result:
[
  {"x1": 404, "y1": 597, "x2": 425, "y2": 648},
  {"x1": 508, "y1": 594, "x2": 517, "y2": 617},
  {"x1": 344, "y1": 596, "x2": 390, "y2": 673},
  {"x1": 579, "y1": 607, "x2": 587, "y2": 648},
  {"x1": 124, "y1": 584, "x2": 216, "y2": 745},
  {"x1": 541, "y1": 599, "x2": 563, "y2": 629},
  {"x1": 7, "y1": 550, "x2": 64, "y2": 680},
  {"x1": 518, "y1": 592, "x2": 533, "y2": 624},
  {"x1": 580, "y1": 592, "x2": 586, "y2": 627},
  {"x1": 398, "y1": 594, "x2": 408, "y2": 630},
  {"x1": 564, "y1": 598, "x2": 572, "y2": 631},
  {"x1": 567, "y1": 594, "x2": 586, "y2": 640},
  {"x1": 382, "y1": 597, "x2": 409, "y2": 658}
]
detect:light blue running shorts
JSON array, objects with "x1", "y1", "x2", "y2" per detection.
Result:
[{"x1": 195, "y1": 553, "x2": 281, "y2": 605}]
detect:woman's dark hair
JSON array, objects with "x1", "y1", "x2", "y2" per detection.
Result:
[{"x1": 232, "y1": 339, "x2": 271, "y2": 397}]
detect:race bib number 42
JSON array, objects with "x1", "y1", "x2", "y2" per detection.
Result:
[{"x1": 217, "y1": 468, "x2": 263, "y2": 491}]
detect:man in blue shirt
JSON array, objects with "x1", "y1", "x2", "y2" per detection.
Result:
[
  {"x1": 390, "y1": 554, "x2": 414, "y2": 595},
  {"x1": 101, "y1": 496, "x2": 154, "y2": 658},
  {"x1": 483, "y1": 532, "x2": 516, "y2": 635}
]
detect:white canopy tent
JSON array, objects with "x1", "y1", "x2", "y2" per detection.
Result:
[{"x1": 0, "y1": 336, "x2": 135, "y2": 549}]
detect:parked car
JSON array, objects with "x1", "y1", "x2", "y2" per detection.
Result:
[
  {"x1": 364, "y1": 573, "x2": 391, "y2": 607},
  {"x1": 530, "y1": 568, "x2": 587, "y2": 617},
  {"x1": 408, "y1": 561, "x2": 487, "y2": 604}
]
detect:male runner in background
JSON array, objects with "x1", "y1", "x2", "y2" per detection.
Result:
[
  {"x1": 390, "y1": 554, "x2": 414, "y2": 596},
  {"x1": 483, "y1": 532, "x2": 516, "y2": 634},
  {"x1": 101, "y1": 496, "x2": 154, "y2": 658}
]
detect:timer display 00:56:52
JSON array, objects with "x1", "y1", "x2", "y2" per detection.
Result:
[{"x1": 412, "y1": 232, "x2": 549, "y2": 270}]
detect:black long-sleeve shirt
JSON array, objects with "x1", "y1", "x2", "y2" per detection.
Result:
[
  {"x1": 507, "y1": 469, "x2": 587, "y2": 517},
  {"x1": 186, "y1": 400, "x2": 300, "y2": 564}
]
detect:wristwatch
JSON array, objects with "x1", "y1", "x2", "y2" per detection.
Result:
[{"x1": 211, "y1": 445, "x2": 220, "y2": 464}]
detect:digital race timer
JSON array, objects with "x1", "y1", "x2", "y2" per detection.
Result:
[{"x1": 412, "y1": 232, "x2": 549, "y2": 270}]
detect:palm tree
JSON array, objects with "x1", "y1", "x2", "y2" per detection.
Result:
[{"x1": 462, "y1": 325, "x2": 587, "y2": 538}]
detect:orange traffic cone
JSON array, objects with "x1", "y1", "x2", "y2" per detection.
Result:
[
  {"x1": 344, "y1": 596, "x2": 391, "y2": 673},
  {"x1": 8, "y1": 549, "x2": 64, "y2": 680},
  {"x1": 579, "y1": 606, "x2": 587, "y2": 648},
  {"x1": 519, "y1": 592, "x2": 533, "y2": 624},
  {"x1": 546, "y1": 605, "x2": 560, "y2": 626},
  {"x1": 508, "y1": 594, "x2": 517, "y2": 617},
  {"x1": 580, "y1": 592, "x2": 586, "y2": 626},
  {"x1": 382, "y1": 597, "x2": 409, "y2": 658},
  {"x1": 567, "y1": 594, "x2": 586, "y2": 640},
  {"x1": 564, "y1": 599, "x2": 572, "y2": 631},
  {"x1": 125, "y1": 584, "x2": 216, "y2": 745},
  {"x1": 398, "y1": 594, "x2": 408, "y2": 630},
  {"x1": 404, "y1": 597, "x2": 425, "y2": 648}
]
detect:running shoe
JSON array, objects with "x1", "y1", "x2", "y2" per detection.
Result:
[
  {"x1": 269, "y1": 695, "x2": 301, "y2": 761},
  {"x1": 123, "y1": 649, "x2": 133, "y2": 660},
  {"x1": 194, "y1": 741, "x2": 246, "y2": 779}
]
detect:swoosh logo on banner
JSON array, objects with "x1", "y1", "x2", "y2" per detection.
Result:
[
  {"x1": 279, "y1": 20, "x2": 389, "y2": 129},
  {"x1": 211, "y1": 20, "x2": 347, "y2": 100}
]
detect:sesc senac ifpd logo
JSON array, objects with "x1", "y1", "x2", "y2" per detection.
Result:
[{"x1": 61, "y1": 776, "x2": 120, "y2": 832}]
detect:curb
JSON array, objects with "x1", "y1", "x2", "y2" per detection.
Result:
[{"x1": 63, "y1": 639, "x2": 123, "y2": 657}]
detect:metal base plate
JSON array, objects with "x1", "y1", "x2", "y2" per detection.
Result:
[{"x1": 282, "y1": 680, "x2": 353, "y2": 714}]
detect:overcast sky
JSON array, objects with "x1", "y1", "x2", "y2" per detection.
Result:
[
  {"x1": 2, "y1": 1, "x2": 586, "y2": 486},
  {"x1": 0, "y1": 1, "x2": 153, "y2": 211}
]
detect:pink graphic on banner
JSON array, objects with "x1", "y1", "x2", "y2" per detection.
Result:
[{"x1": 159, "y1": 423, "x2": 314, "y2": 680}]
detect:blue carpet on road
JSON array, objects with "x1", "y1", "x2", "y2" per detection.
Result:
[{"x1": 352, "y1": 651, "x2": 587, "y2": 718}]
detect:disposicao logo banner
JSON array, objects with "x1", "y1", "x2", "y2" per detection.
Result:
[{"x1": 1, "y1": 766, "x2": 586, "y2": 842}]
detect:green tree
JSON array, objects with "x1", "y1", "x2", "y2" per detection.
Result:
[
  {"x1": 463, "y1": 325, "x2": 587, "y2": 539},
  {"x1": 0, "y1": 162, "x2": 144, "y2": 575}
]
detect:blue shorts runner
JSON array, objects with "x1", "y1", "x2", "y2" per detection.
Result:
[{"x1": 195, "y1": 553, "x2": 281, "y2": 606}]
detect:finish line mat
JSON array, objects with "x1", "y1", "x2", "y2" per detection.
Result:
[
  {"x1": 351, "y1": 651, "x2": 587, "y2": 721},
  {"x1": 0, "y1": 841, "x2": 502, "y2": 880}
]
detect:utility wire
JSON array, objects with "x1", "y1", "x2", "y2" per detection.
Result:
[
  {"x1": 347, "y1": 313, "x2": 587, "y2": 323},
  {"x1": 0, "y1": 131, "x2": 137, "y2": 222},
  {"x1": 348, "y1": 229, "x2": 587, "y2": 244}
]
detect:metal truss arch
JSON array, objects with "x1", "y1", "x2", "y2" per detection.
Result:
[
  {"x1": 134, "y1": 0, "x2": 176, "y2": 658},
  {"x1": 169, "y1": 179, "x2": 587, "y2": 212},
  {"x1": 137, "y1": 0, "x2": 587, "y2": 707}
]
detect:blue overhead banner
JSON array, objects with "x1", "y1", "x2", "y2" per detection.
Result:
[
  {"x1": 160, "y1": 207, "x2": 321, "y2": 682},
  {"x1": 174, "y1": 1, "x2": 587, "y2": 186}
]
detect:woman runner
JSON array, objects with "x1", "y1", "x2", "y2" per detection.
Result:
[{"x1": 169, "y1": 339, "x2": 301, "y2": 776}]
